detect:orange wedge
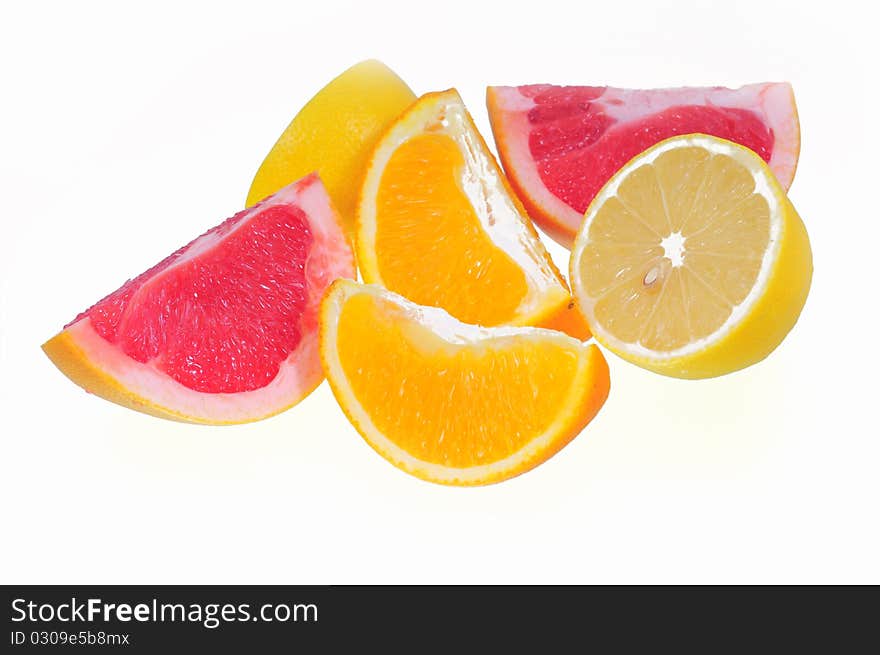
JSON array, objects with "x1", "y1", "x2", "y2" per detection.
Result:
[
  {"x1": 356, "y1": 89, "x2": 588, "y2": 337},
  {"x1": 320, "y1": 280, "x2": 610, "y2": 485}
]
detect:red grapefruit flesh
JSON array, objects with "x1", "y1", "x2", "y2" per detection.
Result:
[
  {"x1": 43, "y1": 173, "x2": 355, "y2": 424},
  {"x1": 487, "y1": 83, "x2": 800, "y2": 247}
]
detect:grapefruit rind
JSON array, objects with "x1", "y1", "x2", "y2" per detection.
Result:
[
  {"x1": 487, "y1": 86, "x2": 580, "y2": 247},
  {"x1": 44, "y1": 174, "x2": 355, "y2": 424},
  {"x1": 570, "y1": 134, "x2": 812, "y2": 379},
  {"x1": 357, "y1": 89, "x2": 581, "y2": 334},
  {"x1": 319, "y1": 280, "x2": 610, "y2": 486},
  {"x1": 487, "y1": 83, "x2": 800, "y2": 248},
  {"x1": 42, "y1": 320, "x2": 323, "y2": 424}
]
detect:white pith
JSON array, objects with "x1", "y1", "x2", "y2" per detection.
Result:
[
  {"x1": 571, "y1": 134, "x2": 783, "y2": 361},
  {"x1": 65, "y1": 318, "x2": 323, "y2": 423},
  {"x1": 661, "y1": 232, "x2": 686, "y2": 268}
]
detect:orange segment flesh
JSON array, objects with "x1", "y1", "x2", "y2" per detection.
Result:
[
  {"x1": 338, "y1": 294, "x2": 577, "y2": 466},
  {"x1": 357, "y1": 89, "x2": 581, "y2": 335},
  {"x1": 374, "y1": 133, "x2": 530, "y2": 326},
  {"x1": 320, "y1": 280, "x2": 610, "y2": 485}
]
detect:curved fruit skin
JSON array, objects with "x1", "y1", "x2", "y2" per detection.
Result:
[
  {"x1": 487, "y1": 83, "x2": 800, "y2": 248},
  {"x1": 246, "y1": 60, "x2": 416, "y2": 234},
  {"x1": 43, "y1": 306, "x2": 326, "y2": 425},
  {"x1": 44, "y1": 174, "x2": 355, "y2": 424},
  {"x1": 486, "y1": 86, "x2": 573, "y2": 248},
  {"x1": 332, "y1": 344, "x2": 610, "y2": 486},
  {"x1": 634, "y1": 193, "x2": 812, "y2": 379},
  {"x1": 43, "y1": 330, "x2": 197, "y2": 422},
  {"x1": 319, "y1": 280, "x2": 610, "y2": 486},
  {"x1": 570, "y1": 135, "x2": 812, "y2": 379}
]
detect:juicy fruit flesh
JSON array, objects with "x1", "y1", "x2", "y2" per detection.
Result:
[
  {"x1": 362, "y1": 90, "x2": 569, "y2": 328},
  {"x1": 334, "y1": 291, "x2": 582, "y2": 468},
  {"x1": 375, "y1": 132, "x2": 530, "y2": 326},
  {"x1": 576, "y1": 145, "x2": 771, "y2": 352},
  {"x1": 523, "y1": 85, "x2": 775, "y2": 215},
  {"x1": 73, "y1": 205, "x2": 313, "y2": 393}
]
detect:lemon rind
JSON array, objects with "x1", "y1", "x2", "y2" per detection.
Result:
[{"x1": 571, "y1": 134, "x2": 786, "y2": 362}]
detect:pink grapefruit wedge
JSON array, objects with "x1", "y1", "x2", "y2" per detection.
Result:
[
  {"x1": 487, "y1": 83, "x2": 800, "y2": 247},
  {"x1": 43, "y1": 173, "x2": 355, "y2": 424}
]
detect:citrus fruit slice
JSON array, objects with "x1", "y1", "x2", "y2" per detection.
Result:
[
  {"x1": 320, "y1": 280, "x2": 610, "y2": 485},
  {"x1": 570, "y1": 134, "x2": 812, "y2": 379},
  {"x1": 487, "y1": 83, "x2": 800, "y2": 247},
  {"x1": 357, "y1": 88, "x2": 585, "y2": 335},
  {"x1": 44, "y1": 174, "x2": 355, "y2": 424},
  {"x1": 246, "y1": 60, "x2": 416, "y2": 233}
]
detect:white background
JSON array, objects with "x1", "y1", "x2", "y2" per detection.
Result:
[{"x1": 2, "y1": 0, "x2": 877, "y2": 584}]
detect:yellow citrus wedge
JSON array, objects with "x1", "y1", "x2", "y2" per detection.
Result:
[
  {"x1": 320, "y1": 280, "x2": 610, "y2": 486},
  {"x1": 570, "y1": 134, "x2": 812, "y2": 379},
  {"x1": 356, "y1": 88, "x2": 587, "y2": 337},
  {"x1": 246, "y1": 60, "x2": 416, "y2": 233}
]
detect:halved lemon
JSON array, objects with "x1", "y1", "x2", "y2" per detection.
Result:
[
  {"x1": 320, "y1": 280, "x2": 610, "y2": 485},
  {"x1": 356, "y1": 89, "x2": 587, "y2": 336},
  {"x1": 570, "y1": 134, "x2": 812, "y2": 379}
]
